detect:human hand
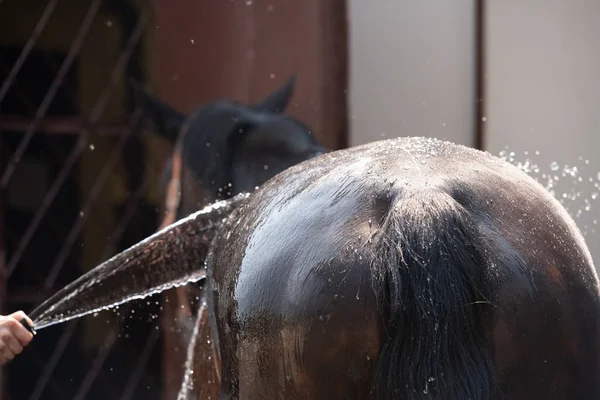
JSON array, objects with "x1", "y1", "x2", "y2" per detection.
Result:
[{"x1": 0, "y1": 311, "x2": 34, "y2": 365}]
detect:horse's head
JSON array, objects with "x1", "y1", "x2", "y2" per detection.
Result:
[{"x1": 132, "y1": 75, "x2": 328, "y2": 206}]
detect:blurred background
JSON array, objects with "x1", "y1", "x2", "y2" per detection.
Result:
[{"x1": 0, "y1": 0, "x2": 598, "y2": 399}]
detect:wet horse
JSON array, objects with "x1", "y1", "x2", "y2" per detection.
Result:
[
  {"x1": 205, "y1": 137, "x2": 600, "y2": 399},
  {"x1": 131, "y1": 76, "x2": 327, "y2": 398},
  {"x1": 30, "y1": 137, "x2": 600, "y2": 399},
  {"x1": 133, "y1": 75, "x2": 326, "y2": 208}
]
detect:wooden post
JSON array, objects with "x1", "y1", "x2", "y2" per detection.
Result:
[
  {"x1": 0, "y1": 135, "x2": 5, "y2": 400},
  {"x1": 152, "y1": 0, "x2": 349, "y2": 397}
]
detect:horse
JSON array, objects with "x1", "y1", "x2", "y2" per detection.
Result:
[
  {"x1": 131, "y1": 76, "x2": 327, "y2": 398},
  {"x1": 205, "y1": 136, "x2": 600, "y2": 399},
  {"x1": 132, "y1": 74, "x2": 327, "y2": 208},
  {"x1": 29, "y1": 136, "x2": 600, "y2": 398}
]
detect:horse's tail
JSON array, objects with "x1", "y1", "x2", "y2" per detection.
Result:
[{"x1": 370, "y1": 191, "x2": 501, "y2": 399}]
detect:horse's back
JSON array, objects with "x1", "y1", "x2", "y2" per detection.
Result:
[{"x1": 209, "y1": 137, "x2": 600, "y2": 399}]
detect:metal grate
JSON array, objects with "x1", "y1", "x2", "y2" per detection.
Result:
[{"x1": 0, "y1": 1, "x2": 171, "y2": 399}]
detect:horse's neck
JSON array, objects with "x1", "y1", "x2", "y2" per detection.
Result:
[{"x1": 179, "y1": 167, "x2": 207, "y2": 217}]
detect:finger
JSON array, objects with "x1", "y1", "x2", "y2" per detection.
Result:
[
  {"x1": 9, "y1": 310, "x2": 33, "y2": 327},
  {"x1": 0, "y1": 343, "x2": 14, "y2": 361},
  {"x1": 0, "y1": 353, "x2": 8, "y2": 366},
  {"x1": 5, "y1": 319, "x2": 33, "y2": 346},
  {"x1": 3, "y1": 333, "x2": 23, "y2": 355}
]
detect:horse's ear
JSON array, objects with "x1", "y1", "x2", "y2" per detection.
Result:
[
  {"x1": 254, "y1": 74, "x2": 296, "y2": 114},
  {"x1": 130, "y1": 79, "x2": 185, "y2": 144}
]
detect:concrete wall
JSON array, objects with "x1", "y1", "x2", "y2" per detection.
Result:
[
  {"x1": 347, "y1": 0, "x2": 476, "y2": 147},
  {"x1": 347, "y1": 1, "x2": 600, "y2": 265},
  {"x1": 485, "y1": 0, "x2": 600, "y2": 264}
]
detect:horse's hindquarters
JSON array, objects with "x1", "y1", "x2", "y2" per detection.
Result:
[
  {"x1": 208, "y1": 184, "x2": 384, "y2": 399},
  {"x1": 206, "y1": 137, "x2": 600, "y2": 399}
]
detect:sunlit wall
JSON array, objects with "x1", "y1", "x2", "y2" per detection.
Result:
[
  {"x1": 486, "y1": 0, "x2": 600, "y2": 266},
  {"x1": 348, "y1": 1, "x2": 600, "y2": 268},
  {"x1": 347, "y1": 0, "x2": 476, "y2": 147}
]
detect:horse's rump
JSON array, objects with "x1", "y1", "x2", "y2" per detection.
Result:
[{"x1": 208, "y1": 137, "x2": 600, "y2": 399}]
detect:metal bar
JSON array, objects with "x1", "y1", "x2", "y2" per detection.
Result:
[
  {"x1": 0, "y1": 0, "x2": 61, "y2": 106},
  {"x1": 0, "y1": 71, "x2": 146, "y2": 240},
  {"x1": 39, "y1": 47, "x2": 83, "y2": 116},
  {"x1": 27, "y1": 177, "x2": 150, "y2": 400},
  {"x1": 3, "y1": 232, "x2": 53, "y2": 283},
  {"x1": 70, "y1": 183, "x2": 157, "y2": 396},
  {"x1": 0, "y1": 0, "x2": 102, "y2": 189},
  {"x1": 6, "y1": 288, "x2": 57, "y2": 303},
  {"x1": 67, "y1": 180, "x2": 152, "y2": 398},
  {"x1": 71, "y1": 322, "x2": 120, "y2": 400},
  {"x1": 0, "y1": 115, "x2": 132, "y2": 136},
  {"x1": 28, "y1": 320, "x2": 79, "y2": 400},
  {"x1": 1, "y1": 86, "x2": 161, "y2": 400},
  {"x1": 2, "y1": 1, "x2": 161, "y2": 398},
  {"x1": 20, "y1": 340, "x2": 68, "y2": 399},
  {"x1": 474, "y1": 0, "x2": 486, "y2": 150},
  {"x1": 42, "y1": 3, "x2": 151, "y2": 286},
  {"x1": 5, "y1": 2, "x2": 150, "y2": 278},
  {"x1": 43, "y1": 112, "x2": 139, "y2": 289},
  {"x1": 5, "y1": 133, "x2": 85, "y2": 277},
  {"x1": 0, "y1": 61, "x2": 107, "y2": 243},
  {"x1": 0, "y1": 205, "x2": 88, "y2": 284},
  {"x1": 99, "y1": 176, "x2": 150, "y2": 261},
  {"x1": 88, "y1": 6, "x2": 150, "y2": 124},
  {"x1": 0, "y1": 135, "x2": 5, "y2": 400},
  {"x1": 119, "y1": 327, "x2": 160, "y2": 400}
]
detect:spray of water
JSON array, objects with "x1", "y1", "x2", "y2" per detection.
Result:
[
  {"x1": 176, "y1": 298, "x2": 221, "y2": 400},
  {"x1": 28, "y1": 193, "x2": 249, "y2": 330},
  {"x1": 177, "y1": 303, "x2": 203, "y2": 400},
  {"x1": 498, "y1": 148, "x2": 599, "y2": 237}
]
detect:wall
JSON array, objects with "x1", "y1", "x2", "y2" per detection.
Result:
[
  {"x1": 153, "y1": 0, "x2": 348, "y2": 151},
  {"x1": 348, "y1": 1, "x2": 600, "y2": 267},
  {"x1": 347, "y1": 0, "x2": 476, "y2": 147},
  {"x1": 0, "y1": 0, "x2": 129, "y2": 347},
  {"x1": 485, "y1": 0, "x2": 600, "y2": 265},
  {"x1": 151, "y1": 1, "x2": 349, "y2": 396}
]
